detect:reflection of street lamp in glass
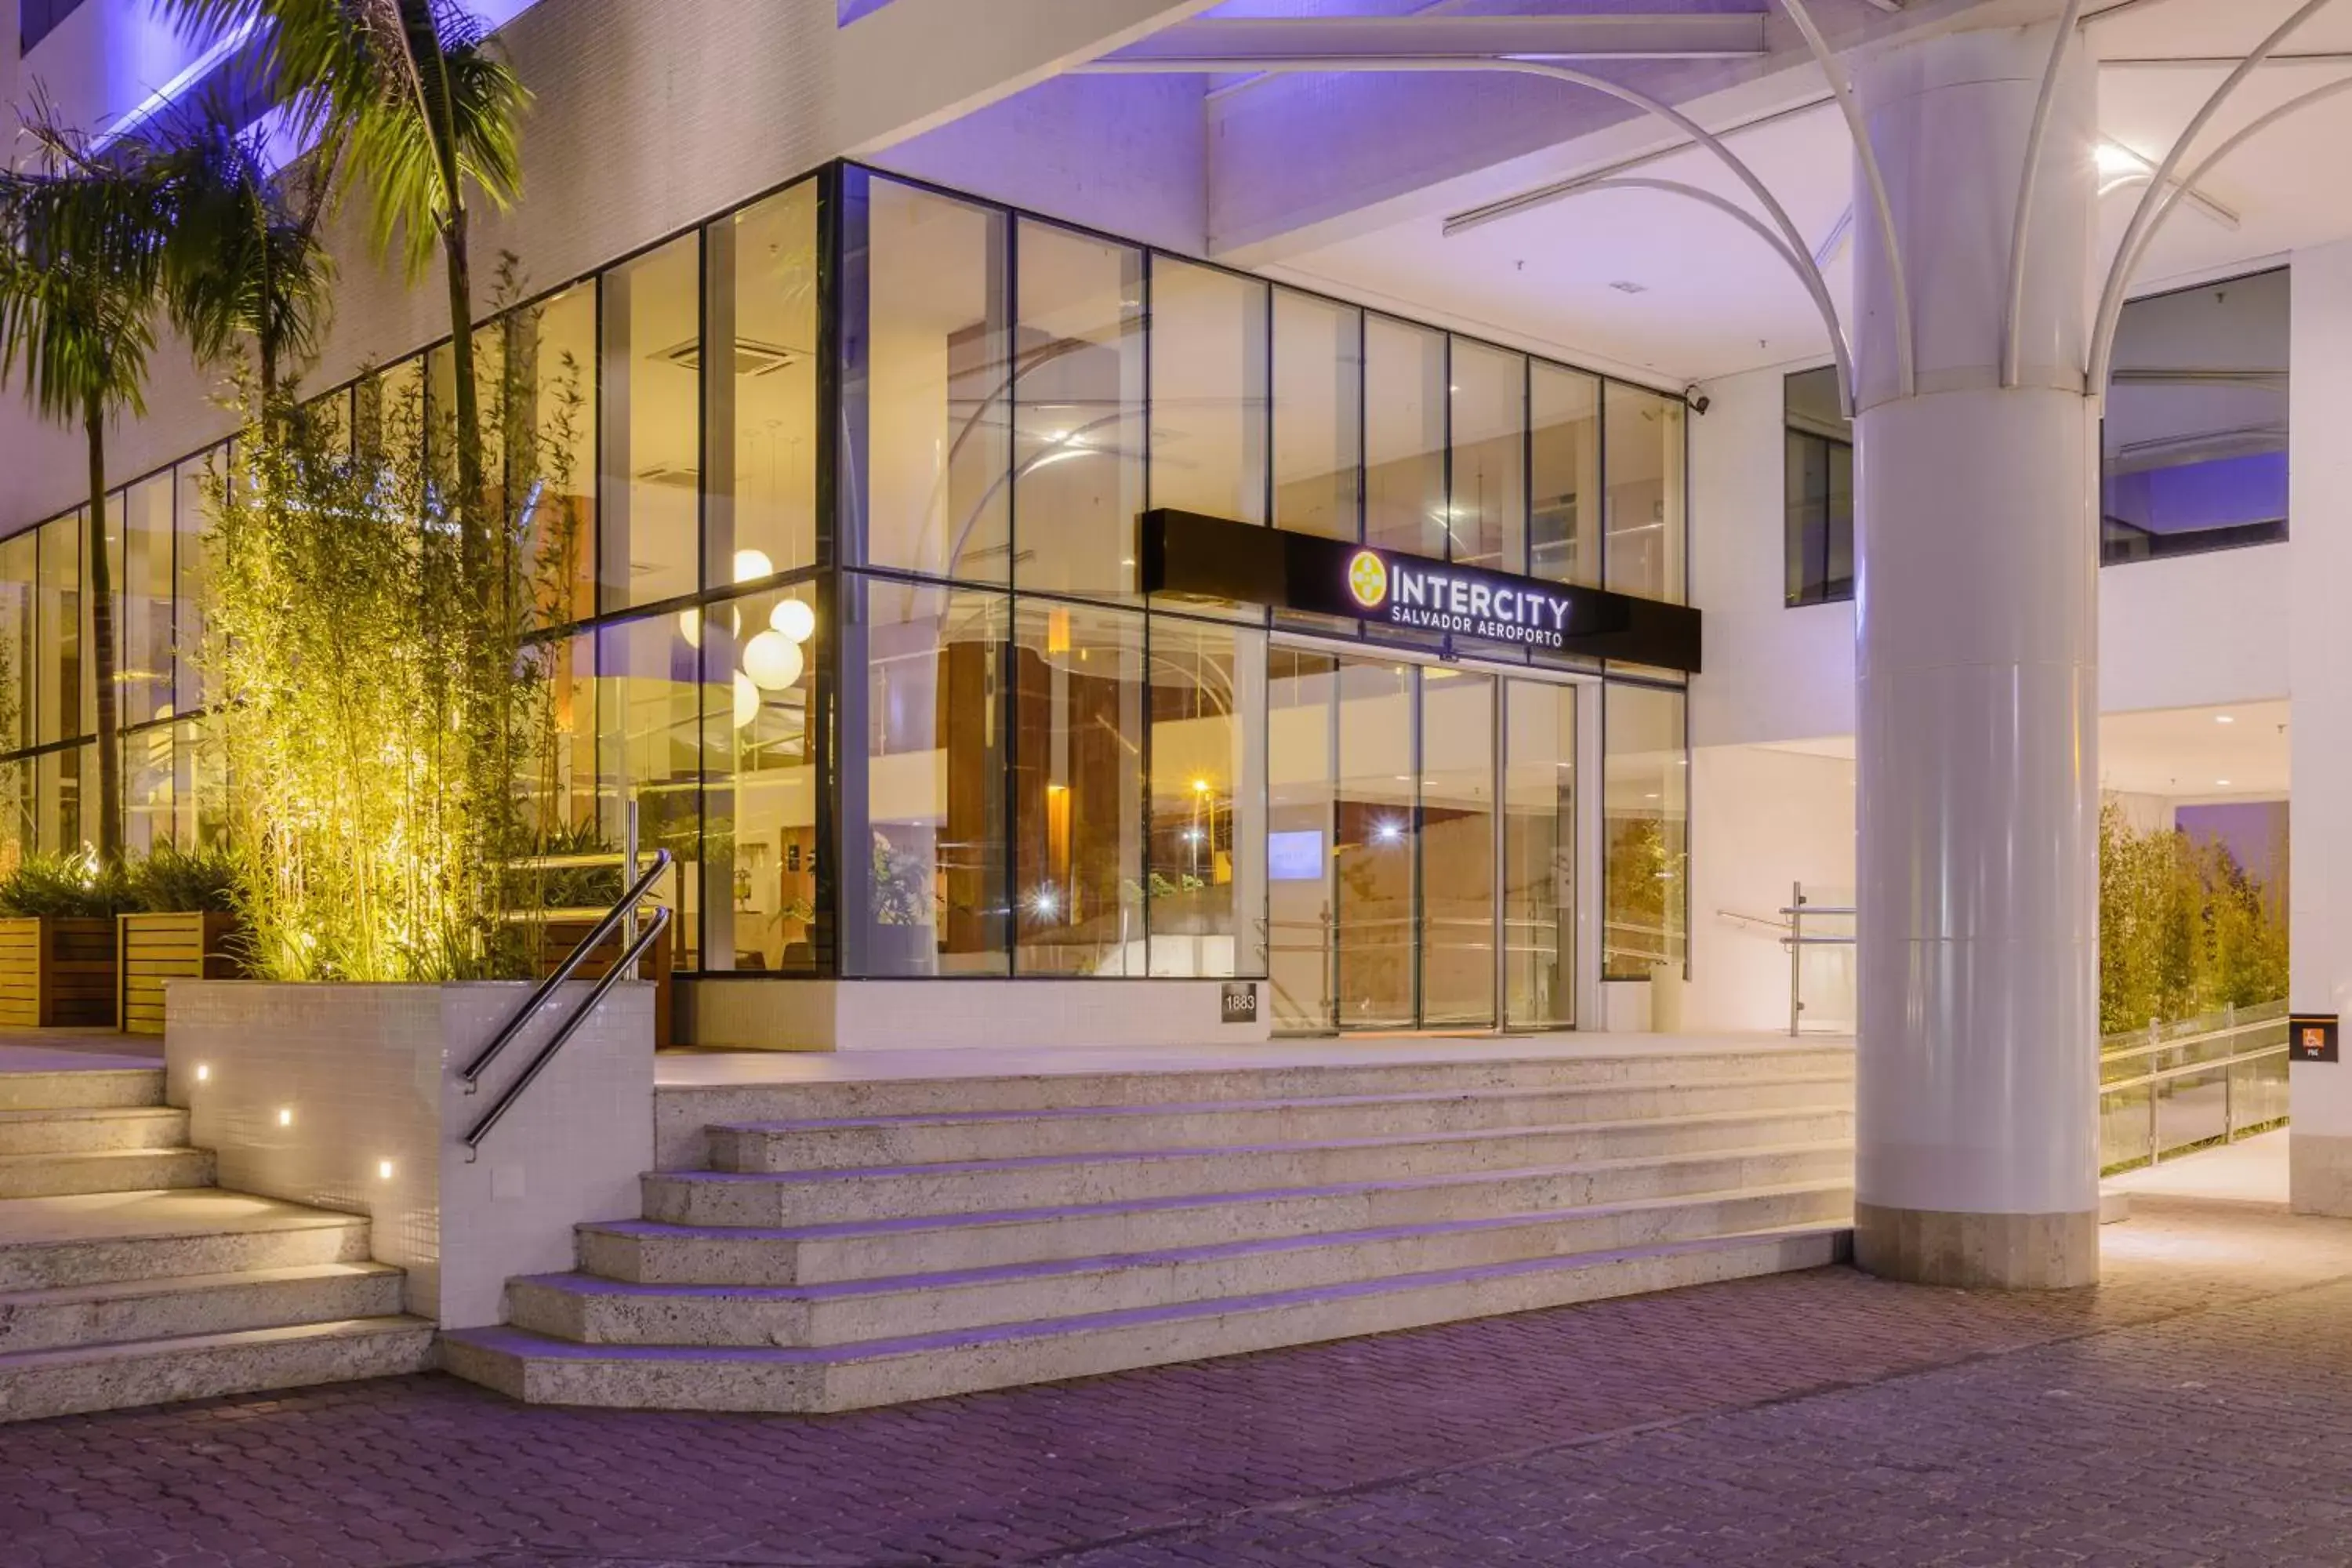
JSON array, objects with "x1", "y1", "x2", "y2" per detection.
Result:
[{"x1": 1190, "y1": 778, "x2": 1212, "y2": 880}]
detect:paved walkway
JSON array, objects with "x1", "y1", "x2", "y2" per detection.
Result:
[{"x1": 4, "y1": 1168, "x2": 2349, "y2": 1567}]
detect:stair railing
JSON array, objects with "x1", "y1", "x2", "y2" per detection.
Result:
[{"x1": 459, "y1": 847, "x2": 675, "y2": 1160}]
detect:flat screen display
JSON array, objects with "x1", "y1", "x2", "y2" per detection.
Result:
[{"x1": 1268, "y1": 829, "x2": 1324, "y2": 882}]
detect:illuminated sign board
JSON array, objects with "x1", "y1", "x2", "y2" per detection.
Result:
[{"x1": 1140, "y1": 509, "x2": 1702, "y2": 673}]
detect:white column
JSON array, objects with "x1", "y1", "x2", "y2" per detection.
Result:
[
  {"x1": 2288, "y1": 244, "x2": 2352, "y2": 1212},
  {"x1": 1851, "y1": 25, "x2": 2102, "y2": 1287}
]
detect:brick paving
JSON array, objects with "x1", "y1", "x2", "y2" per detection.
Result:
[{"x1": 4, "y1": 1192, "x2": 2350, "y2": 1567}]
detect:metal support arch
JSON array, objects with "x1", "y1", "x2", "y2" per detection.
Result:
[
  {"x1": 2093, "y1": 71, "x2": 2352, "y2": 390},
  {"x1": 1575, "y1": 176, "x2": 1855, "y2": 412},
  {"x1": 1777, "y1": 0, "x2": 1916, "y2": 401},
  {"x1": 2089, "y1": 0, "x2": 2340, "y2": 396},
  {"x1": 1076, "y1": 53, "x2": 1855, "y2": 413},
  {"x1": 2003, "y1": 0, "x2": 2089, "y2": 389}
]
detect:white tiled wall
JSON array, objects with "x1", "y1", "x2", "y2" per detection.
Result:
[{"x1": 166, "y1": 981, "x2": 655, "y2": 1328}]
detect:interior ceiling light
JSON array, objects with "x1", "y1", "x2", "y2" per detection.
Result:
[
  {"x1": 770, "y1": 599, "x2": 816, "y2": 643},
  {"x1": 2216, "y1": 713, "x2": 2235, "y2": 724}
]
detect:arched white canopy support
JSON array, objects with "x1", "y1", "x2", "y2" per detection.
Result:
[
  {"x1": 1076, "y1": 53, "x2": 1855, "y2": 413},
  {"x1": 2089, "y1": 0, "x2": 2340, "y2": 395},
  {"x1": 1577, "y1": 177, "x2": 1857, "y2": 413},
  {"x1": 2090, "y1": 70, "x2": 2352, "y2": 393},
  {"x1": 2002, "y1": 0, "x2": 2088, "y2": 389},
  {"x1": 1777, "y1": 0, "x2": 1915, "y2": 399}
]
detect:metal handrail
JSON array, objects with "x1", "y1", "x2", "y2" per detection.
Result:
[
  {"x1": 459, "y1": 845, "x2": 674, "y2": 1099},
  {"x1": 2103, "y1": 1036, "x2": 2288, "y2": 1095},
  {"x1": 2102, "y1": 1009, "x2": 2288, "y2": 1066},
  {"x1": 463, "y1": 905, "x2": 673, "y2": 1159},
  {"x1": 2098, "y1": 1004, "x2": 2291, "y2": 1171}
]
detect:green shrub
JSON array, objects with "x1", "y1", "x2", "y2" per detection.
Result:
[
  {"x1": 2100, "y1": 800, "x2": 2290, "y2": 1033},
  {"x1": 131, "y1": 840, "x2": 243, "y2": 914},
  {"x1": 0, "y1": 848, "x2": 136, "y2": 919},
  {"x1": 511, "y1": 819, "x2": 625, "y2": 913}
]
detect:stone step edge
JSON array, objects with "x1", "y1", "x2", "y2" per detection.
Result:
[
  {"x1": 700, "y1": 1106, "x2": 1856, "y2": 1182},
  {"x1": 0, "y1": 1260, "x2": 402, "y2": 1311},
  {"x1": 0, "y1": 1315, "x2": 436, "y2": 1376},
  {"x1": 655, "y1": 1047, "x2": 1855, "y2": 1100},
  {"x1": 0, "y1": 1106, "x2": 185, "y2": 1126},
  {"x1": 720, "y1": 1073, "x2": 1858, "y2": 1134},
  {"x1": 0, "y1": 1149, "x2": 212, "y2": 1172},
  {"x1": 619, "y1": 1138, "x2": 1856, "y2": 1238},
  {"x1": 460, "y1": 1225, "x2": 1851, "y2": 1372},
  {"x1": 0, "y1": 1068, "x2": 164, "y2": 1099},
  {"x1": 0, "y1": 1203, "x2": 368, "y2": 1254},
  {"x1": 536, "y1": 1180, "x2": 1853, "y2": 1305}
]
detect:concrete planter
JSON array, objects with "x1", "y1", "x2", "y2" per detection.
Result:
[
  {"x1": 165, "y1": 979, "x2": 656, "y2": 1328},
  {"x1": 0, "y1": 915, "x2": 118, "y2": 1028},
  {"x1": 118, "y1": 910, "x2": 245, "y2": 1036}
]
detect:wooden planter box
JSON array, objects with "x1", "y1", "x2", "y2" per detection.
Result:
[
  {"x1": 118, "y1": 912, "x2": 246, "y2": 1036},
  {"x1": 541, "y1": 917, "x2": 674, "y2": 1049},
  {"x1": 0, "y1": 916, "x2": 120, "y2": 1029}
]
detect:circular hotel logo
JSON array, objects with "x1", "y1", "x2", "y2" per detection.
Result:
[{"x1": 1348, "y1": 550, "x2": 1389, "y2": 610}]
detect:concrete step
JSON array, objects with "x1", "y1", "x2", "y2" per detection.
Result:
[
  {"x1": 589, "y1": 1142, "x2": 1853, "y2": 1285},
  {"x1": 0, "y1": 1316, "x2": 437, "y2": 1424},
  {"x1": 0, "y1": 1069, "x2": 164, "y2": 1113},
  {"x1": 516, "y1": 1181, "x2": 1852, "y2": 1348},
  {"x1": 445, "y1": 1225, "x2": 1848, "y2": 1413},
  {"x1": 0, "y1": 1190, "x2": 375, "y2": 1290},
  {"x1": 0, "y1": 1148, "x2": 216, "y2": 1200},
  {"x1": 719, "y1": 1074, "x2": 1856, "y2": 1171},
  {"x1": 0, "y1": 1106, "x2": 191, "y2": 1156},
  {"x1": 655, "y1": 1047, "x2": 1854, "y2": 1165},
  {"x1": 0, "y1": 1263, "x2": 406, "y2": 1355},
  {"x1": 662, "y1": 1108, "x2": 1855, "y2": 1226}
]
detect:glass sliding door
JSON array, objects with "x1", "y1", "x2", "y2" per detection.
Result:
[
  {"x1": 1334, "y1": 659, "x2": 1416, "y2": 1028},
  {"x1": 1504, "y1": 680, "x2": 1577, "y2": 1029},
  {"x1": 1419, "y1": 669, "x2": 1496, "y2": 1027},
  {"x1": 1268, "y1": 644, "x2": 1584, "y2": 1035}
]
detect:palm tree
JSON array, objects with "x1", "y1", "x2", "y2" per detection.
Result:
[
  {"x1": 155, "y1": 111, "x2": 339, "y2": 416},
  {"x1": 159, "y1": 0, "x2": 528, "y2": 567},
  {"x1": 0, "y1": 127, "x2": 175, "y2": 862}
]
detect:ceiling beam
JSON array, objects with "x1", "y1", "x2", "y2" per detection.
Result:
[{"x1": 1102, "y1": 16, "x2": 1769, "y2": 64}]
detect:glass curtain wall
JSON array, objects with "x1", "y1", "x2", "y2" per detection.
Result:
[
  {"x1": 0, "y1": 159, "x2": 1685, "y2": 1007},
  {"x1": 1783, "y1": 365, "x2": 1853, "y2": 605},
  {"x1": 1603, "y1": 682, "x2": 1688, "y2": 981}
]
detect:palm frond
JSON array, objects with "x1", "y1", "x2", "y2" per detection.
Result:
[
  {"x1": 152, "y1": 106, "x2": 337, "y2": 390},
  {"x1": 0, "y1": 114, "x2": 171, "y2": 429}
]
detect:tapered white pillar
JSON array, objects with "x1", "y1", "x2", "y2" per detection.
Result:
[{"x1": 1851, "y1": 26, "x2": 2102, "y2": 1287}]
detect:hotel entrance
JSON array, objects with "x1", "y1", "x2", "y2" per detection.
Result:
[{"x1": 1267, "y1": 646, "x2": 1584, "y2": 1034}]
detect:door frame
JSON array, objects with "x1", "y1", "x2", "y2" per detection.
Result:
[{"x1": 1266, "y1": 632, "x2": 1600, "y2": 1034}]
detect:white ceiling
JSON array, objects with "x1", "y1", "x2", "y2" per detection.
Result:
[
  {"x1": 1264, "y1": 0, "x2": 2352, "y2": 383},
  {"x1": 2101, "y1": 699, "x2": 2292, "y2": 801},
  {"x1": 1755, "y1": 699, "x2": 2292, "y2": 802}
]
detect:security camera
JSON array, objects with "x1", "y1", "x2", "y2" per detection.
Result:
[{"x1": 1684, "y1": 387, "x2": 1711, "y2": 416}]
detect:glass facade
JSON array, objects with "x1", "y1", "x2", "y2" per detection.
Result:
[
  {"x1": 2103, "y1": 267, "x2": 2288, "y2": 564},
  {"x1": 1784, "y1": 365, "x2": 1853, "y2": 607},
  {"x1": 1, "y1": 160, "x2": 1693, "y2": 1026}
]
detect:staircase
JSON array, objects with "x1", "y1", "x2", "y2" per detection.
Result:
[
  {"x1": 443, "y1": 1044, "x2": 1856, "y2": 1414},
  {"x1": 0, "y1": 1061, "x2": 435, "y2": 1422}
]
